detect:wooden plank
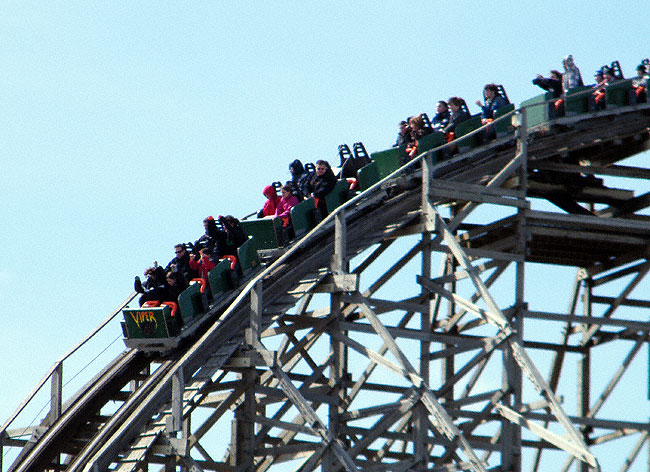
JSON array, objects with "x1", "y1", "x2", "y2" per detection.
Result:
[
  {"x1": 528, "y1": 182, "x2": 635, "y2": 203},
  {"x1": 429, "y1": 335, "x2": 505, "y2": 361},
  {"x1": 525, "y1": 209, "x2": 650, "y2": 234},
  {"x1": 254, "y1": 415, "x2": 318, "y2": 436},
  {"x1": 495, "y1": 404, "x2": 599, "y2": 468},
  {"x1": 348, "y1": 391, "x2": 418, "y2": 457},
  {"x1": 457, "y1": 215, "x2": 519, "y2": 242},
  {"x1": 342, "y1": 395, "x2": 418, "y2": 422},
  {"x1": 447, "y1": 150, "x2": 528, "y2": 233},
  {"x1": 532, "y1": 162, "x2": 650, "y2": 180},
  {"x1": 526, "y1": 309, "x2": 650, "y2": 331},
  {"x1": 430, "y1": 180, "x2": 528, "y2": 209},
  {"x1": 530, "y1": 226, "x2": 648, "y2": 245},
  {"x1": 418, "y1": 276, "x2": 510, "y2": 331},
  {"x1": 353, "y1": 296, "x2": 428, "y2": 315},
  {"x1": 339, "y1": 319, "x2": 506, "y2": 349},
  {"x1": 332, "y1": 330, "x2": 410, "y2": 379}
]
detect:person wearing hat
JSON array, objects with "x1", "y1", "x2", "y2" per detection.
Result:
[
  {"x1": 593, "y1": 66, "x2": 617, "y2": 109},
  {"x1": 592, "y1": 68, "x2": 604, "y2": 89},
  {"x1": 287, "y1": 159, "x2": 308, "y2": 200},
  {"x1": 257, "y1": 185, "x2": 281, "y2": 219},
  {"x1": 632, "y1": 62, "x2": 649, "y2": 103},
  {"x1": 194, "y1": 216, "x2": 220, "y2": 255}
]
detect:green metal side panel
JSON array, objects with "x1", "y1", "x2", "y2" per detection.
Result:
[
  {"x1": 357, "y1": 161, "x2": 380, "y2": 191},
  {"x1": 178, "y1": 282, "x2": 203, "y2": 324},
  {"x1": 397, "y1": 144, "x2": 410, "y2": 163},
  {"x1": 291, "y1": 198, "x2": 316, "y2": 237},
  {"x1": 209, "y1": 259, "x2": 233, "y2": 297},
  {"x1": 325, "y1": 179, "x2": 350, "y2": 213},
  {"x1": 238, "y1": 237, "x2": 260, "y2": 272},
  {"x1": 493, "y1": 103, "x2": 515, "y2": 137},
  {"x1": 456, "y1": 115, "x2": 483, "y2": 152},
  {"x1": 520, "y1": 92, "x2": 554, "y2": 128},
  {"x1": 565, "y1": 86, "x2": 592, "y2": 116},
  {"x1": 417, "y1": 131, "x2": 445, "y2": 157},
  {"x1": 240, "y1": 218, "x2": 282, "y2": 250},
  {"x1": 370, "y1": 148, "x2": 401, "y2": 179},
  {"x1": 123, "y1": 306, "x2": 174, "y2": 339},
  {"x1": 605, "y1": 79, "x2": 633, "y2": 108}
]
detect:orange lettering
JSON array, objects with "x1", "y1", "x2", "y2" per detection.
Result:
[{"x1": 130, "y1": 310, "x2": 158, "y2": 331}]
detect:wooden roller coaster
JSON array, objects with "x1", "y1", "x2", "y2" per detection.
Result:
[{"x1": 3, "y1": 88, "x2": 650, "y2": 471}]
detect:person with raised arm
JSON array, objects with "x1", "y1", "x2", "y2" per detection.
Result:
[{"x1": 476, "y1": 83, "x2": 508, "y2": 123}]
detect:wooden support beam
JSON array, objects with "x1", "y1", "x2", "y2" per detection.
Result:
[
  {"x1": 430, "y1": 180, "x2": 529, "y2": 209},
  {"x1": 46, "y1": 363, "x2": 63, "y2": 427},
  {"x1": 430, "y1": 209, "x2": 600, "y2": 470},
  {"x1": 532, "y1": 162, "x2": 650, "y2": 180},
  {"x1": 495, "y1": 404, "x2": 598, "y2": 468},
  {"x1": 251, "y1": 340, "x2": 359, "y2": 472},
  {"x1": 350, "y1": 293, "x2": 489, "y2": 472},
  {"x1": 169, "y1": 370, "x2": 184, "y2": 434},
  {"x1": 348, "y1": 390, "x2": 419, "y2": 457}
]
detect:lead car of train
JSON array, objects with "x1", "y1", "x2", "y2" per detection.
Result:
[{"x1": 121, "y1": 236, "x2": 258, "y2": 353}]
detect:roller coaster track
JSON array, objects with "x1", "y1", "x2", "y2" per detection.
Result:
[{"x1": 4, "y1": 99, "x2": 650, "y2": 471}]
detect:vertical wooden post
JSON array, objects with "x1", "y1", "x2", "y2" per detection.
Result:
[
  {"x1": 47, "y1": 360, "x2": 63, "y2": 471},
  {"x1": 417, "y1": 154, "x2": 436, "y2": 468},
  {"x1": 50, "y1": 362, "x2": 63, "y2": 424},
  {"x1": 238, "y1": 367, "x2": 256, "y2": 472},
  {"x1": 503, "y1": 108, "x2": 528, "y2": 472},
  {"x1": 416, "y1": 229, "x2": 432, "y2": 468},
  {"x1": 325, "y1": 291, "x2": 343, "y2": 472},
  {"x1": 239, "y1": 280, "x2": 263, "y2": 472},
  {"x1": 514, "y1": 107, "x2": 527, "y2": 472},
  {"x1": 578, "y1": 279, "x2": 592, "y2": 472},
  {"x1": 333, "y1": 211, "x2": 347, "y2": 273},
  {"x1": 442, "y1": 248, "x2": 456, "y2": 405},
  {"x1": 647, "y1": 429, "x2": 650, "y2": 472},
  {"x1": 171, "y1": 369, "x2": 184, "y2": 434},
  {"x1": 421, "y1": 152, "x2": 435, "y2": 233},
  {"x1": 325, "y1": 209, "x2": 347, "y2": 471},
  {"x1": 249, "y1": 280, "x2": 263, "y2": 345}
]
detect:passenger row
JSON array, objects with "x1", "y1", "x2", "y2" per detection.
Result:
[
  {"x1": 394, "y1": 84, "x2": 512, "y2": 163},
  {"x1": 130, "y1": 157, "x2": 347, "y2": 324},
  {"x1": 125, "y1": 54, "x2": 650, "y2": 342},
  {"x1": 525, "y1": 56, "x2": 650, "y2": 126},
  {"x1": 244, "y1": 55, "x2": 650, "y2": 259},
  {"x1": 129, "y1": 214, "x2": 259, "y2": 336}
]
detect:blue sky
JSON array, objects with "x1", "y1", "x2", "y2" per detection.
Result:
[{"x1": 2, "y1": 1, "x2": 650, "y2": 467}]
